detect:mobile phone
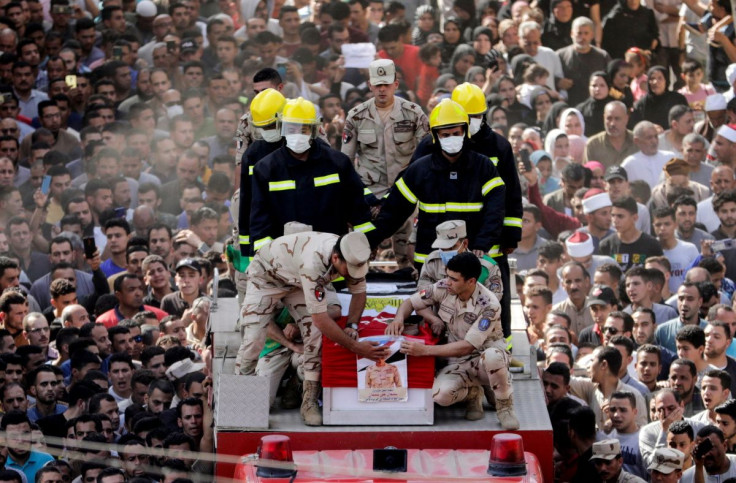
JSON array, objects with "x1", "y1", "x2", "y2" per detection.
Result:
[
  {"x1": 41, "y1": 175, "x2": 51, "y2": 195},
  {"x1": 712, "y1": 239, "x2": 734, "y2": 252},
  {"x1": 276, "y1": 62, "x2": 287, "y2": 78},
  {"x1": 112, "y1": 46, "x2": 122, "y2": 60},
  {"x1": 519, "y1": 148, "x2": 532, "y2": 172},
  {"x1": 114, "y1": 207, "x2": 126, "y2": 218},
  {"x1": 693, "y1": 438, "x2": 714, "y2": 459},
  {"x1": 83, "y1": 236, "x2": 96, "y2": 259},
  {"x1": 65, "y1": 75, "x2": 77, "y2": 89},
  {"x1": 167, "y1": 40, "x2": 177, "y2": 52}
]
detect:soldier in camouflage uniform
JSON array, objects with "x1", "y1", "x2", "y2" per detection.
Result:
[
  {"x1": 234, "y1": 231, "x2": 389, "y2": 425},
  {"x1": 341, "y1": 59, "x2": 429, "y2": 269},
  {"x1": 386, "y1": 252, "x2": 519, "y2": 430},
  {"x1": 591, "y1": 440, "x2": 647, "y2": 483},
  {"x1": 418, "y1": 220, "x2": 503, "y2": 302},
  {"x1": 365, "y1": 359, "x2": 402, "y2": 388}
]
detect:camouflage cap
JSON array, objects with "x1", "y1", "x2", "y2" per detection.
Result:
[
  {"x1": 340, "y1": 232, "x2": 371, "y2": 279},
  {"x1": 590, "y1": 440, "x2": 620, "y2": 461},
  {"x1": 369, "y1": 59, "x2": 396, "y2": 86},
  {"x1": 284, "y1": 221, "x2": 312, "y2": 235},
  {"x1": 647, "y1": 448, "x2": 684, "y2": 474},
  {"x1": 432, "y1": 220, "x2": 467, "y2": 249}
]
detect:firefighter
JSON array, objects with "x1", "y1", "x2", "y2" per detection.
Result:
[
  {"x1": 413, "y1": 83, "x2": 521, "y2": 338},
  {"x1": 237, "y1": 88, "x2": 287, "y2": 258},
  {"x1": 418, "y1": 220, "x2": 503, "y2": 303},
  {"x1": 367, "y1": 99, "x2": 506, "y2": 273},
  {"x1": 234, "y1": 231, "x2": 390, "y2": 425},
  {"x1": 386, "y1": 252, "x2": 519, "y2": 430},
  {"x1": 341, "y1": 59, "x2": 429, "y2": 269},
  {"x1": 249, "y1": 97, "x2": 376, "y2": 253}
]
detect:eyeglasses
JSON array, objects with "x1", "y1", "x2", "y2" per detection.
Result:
[{"x1": 603, "y1": 326, "x2": 619, "y2": 335}]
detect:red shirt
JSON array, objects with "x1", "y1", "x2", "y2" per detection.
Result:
[
  {"x1": 378, "y1": 44, "x2": 422, "y2": 92},
  {"x1": 96, "y1": 305, "x2": 169, "y2": 329}
]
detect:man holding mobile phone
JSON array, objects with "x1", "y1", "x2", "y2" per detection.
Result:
[{"x1": 680, "y1": 425, "x2": 736, "y2": 481}]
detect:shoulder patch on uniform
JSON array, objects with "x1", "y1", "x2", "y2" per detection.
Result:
[
  {"x1": 314, "y1": 285, "x2": 325, "y2": 302},
  {"x1": 479, "y1": 318, "x2": 490, "y2": 331},
  {"x1": 420, "y1": 287, "x2": 431, "y2": 299},
  {"x1": 436, "y1": 279, "x2": 448, "y2": 289},
  {"x1": 342, "y1": 129, "x2": 352, "y2": 145}
]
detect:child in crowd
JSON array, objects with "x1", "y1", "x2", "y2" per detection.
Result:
[{"x1": 625, "y1": 47, "x2": 651, "y2": 102}]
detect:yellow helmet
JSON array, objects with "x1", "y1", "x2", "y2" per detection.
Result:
[
  {"x1": 452, "y1": 83, "x2": 487, "y2": 116},
  {"x1": 280, "y1": 97, "x2": 319, "y2": 125},
  {"x1": 250, "y1": 88, "x2": 286, "y2": 127},
  {"x1": 429, "y1": 99, "x2": 469, "y2": 140}
]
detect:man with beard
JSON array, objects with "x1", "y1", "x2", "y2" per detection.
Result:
[
  {"x1": 681, "y1": 426, "x2": 736, "y2": 481},
  {"x1": 556, "y1": 17, "x2": 611, "y2": 106},
  {"x1": 714, "y1": 400, "x2": 736, "y2": 453},
  {"x1": 704, "y1": 322, "x2": 736, "y2": 395},
  {"x1": 2, "y1": 410, "x2": 53, "y2": 481},
  {"x1": 589, "y1": 439, "x2": 646, "y2": 482},
  {"x1": 674, "y1": 196, "x2": 715, "y2": 252},
  {"x1": 656, "y1": 282, "x2": 705, "y2": 352},
  {"x1": 26, "y1": 366, "x2": 65, "y2": 422},
  {"x1": 11, "y1": 61, "x2": 47, "y2": 119},
  {"x1": 710, "y1": 189, "x2": 736, "y2": 281},
  {"x1": 669, "y1": 358, "x2": 705, "y2": 417},
  {"x1": 603, "y1": 392, "x2": 648, "y2": 479}
]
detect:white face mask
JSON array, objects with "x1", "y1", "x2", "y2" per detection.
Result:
[
  {"x1": 285, "y1": 134, "x2": 311, "y2": 153},
  {"x1": 260, "y1": 128, "x2": 282, "y2": 143},
  {"x1": 469, "y1": 118, "x2": 483, "y2": 136},
  {"x1": 439, "y1": 135, "x2": 464, "y2": 154},
  {"x1": 166, "y1": 104, "x2": 183, "y2": 118}
]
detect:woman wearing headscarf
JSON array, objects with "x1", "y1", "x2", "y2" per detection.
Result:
[
  {"x1": 493, "y1": 75, "x2": 534, "y2": 125},
  {"x1": 607, "y1": 59, "x2": 635, "y2": 109},
  {"x1": 558, "y1": 107, "x2": 586, "y2": 139},
  {"x1": 576, "y1": 71, "x2": 614, "y2": 136},
  {"x1": 530, "y1": 88, "x2": 554, "y2": 129},
  {"x1": 544, "y1": 129, "x2": 571, "y2": 175},
  {"x1": 629, "y1": 66, "x2": 689, "y2": 129},
  {"x1": 465, "y1": 66, "x2": 486, "y2": 89},
  {"x1": 452, "y1": 0, "x2": 478, "y2": 40},
  {"x1": 412, "y1": 6, "x2": 438, "y2": 46},
  {"x1": 446, "y1": 44, "x2": 477, "y2": 83},
  {"x1": 472, "y1": 27, "x2": 495, "y2": 65},
  {"x1": 488, "y1": 104, "x2": 509, "y2": 128},
  {"x1": 542, "y1": 101, "x2": 569, "y2": 137},
  {"x1": 440, "y1": 17, "x2": 464, "y2": 68},
  {"x1": 510, "y1": 54, "x2": 536, "y2": 85}
]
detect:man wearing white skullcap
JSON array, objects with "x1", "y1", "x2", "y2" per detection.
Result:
[
  {"x1": 577, "y1": 188, "x2": 614, "y2": 252},
  {"x1": 696, "y1": 93, "x2": 728, "y2": 145},
  {"x1": 713, "y1": 124, "x2": 736, "y2": 167},
  {"x1": 565, "y1": 231, "x2": 614, "y2": 279}
]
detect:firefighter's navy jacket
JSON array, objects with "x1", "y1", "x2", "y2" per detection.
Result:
[
  {"x1": 412, "y1": 124, "x2": 522, "y2": 252},
  {"x1": 368, "y1": 144, "x2": 506, "y2": 263},
  {"x1": 238, "y1": 138, "x2": 282, "y2": 255},
  {"x1": 249, "y1": 138, "x2": 375, "y2": 253}
]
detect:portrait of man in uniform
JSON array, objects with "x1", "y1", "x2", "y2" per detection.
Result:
[{"x1": 365, "y1": 358, "x2": 402, "y2": 389}]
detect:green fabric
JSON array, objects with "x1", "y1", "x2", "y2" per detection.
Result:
[{"x1": 259, "y1": 308, "x2": 293, "y2": 358}]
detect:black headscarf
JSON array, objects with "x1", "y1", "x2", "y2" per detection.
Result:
[
  {"x1": 576, "y1": 71, "x2": 614, "y2": 136},
  {"x1": 606, "y1": 59, "x2": 634, "y2": 109},
  {"x1": 542, "y1": 101, "x2": 569, "y2": 137},
  {"x1": 629, "y1": 66, "x2": 689, "y2": 129}
]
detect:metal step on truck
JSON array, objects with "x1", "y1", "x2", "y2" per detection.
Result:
[{"x1": 210, "y1": 268, "x2": 553, "y2": 482}]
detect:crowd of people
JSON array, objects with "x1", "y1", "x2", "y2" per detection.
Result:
[{"x1": 0, "y1": 0, "x2": 736, "y2": 478}]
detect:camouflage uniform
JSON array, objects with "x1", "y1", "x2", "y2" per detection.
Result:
[
  {"x1": 341, "y1": 96, "x2": 429, "y2": 268},
  {"x1": 418, "y1": 252, "x2": 503, "y2": 301},
  {"x1": 409, "y1": 280, "x2": 513, "y2": 407},
  {"x1": 257, "y1": 344, "x2": 303, "y2": 406},
  {"x1": 234, "y1": 232, "x2": 366, "y2": 381},
  {"x1": 365, "y1": 363, "x2": 402, "y2": 388},
  {"x1": 234, "y1": 112, "x2": 259, "y2": 166}
]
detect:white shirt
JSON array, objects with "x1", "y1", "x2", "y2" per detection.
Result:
[
  {"x1": 663, "y1": 239, "x2": 700, "y2": 292},
  {"x1": 681, "y1": 454, "x2": 736, "y2": 482},
  {"x1": 532, "y1": 46, "x2": 564, "y2": 91},
  {"x1": 621, "y1": 150, "x2": 677, "y2": 187},
  {"x1": 698, "y1": 195, "x2": 720, "y2": 233}
]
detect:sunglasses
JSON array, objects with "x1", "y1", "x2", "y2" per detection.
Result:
[{"x1": 603, "y1": 327, "x2": 620, "y2": 335}]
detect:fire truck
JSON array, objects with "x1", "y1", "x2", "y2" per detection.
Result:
[{"x1": 211, "y1": 273, "x2": 553, "y2": 481}]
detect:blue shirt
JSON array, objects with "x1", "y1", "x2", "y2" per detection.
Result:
[
  {"x1": 655, "y1": 318, "x2": 708, "y2": 353},
  {"x1": 6, "y1": 450, "x2": 54, "y2": 482},
  {"x1": 27, "y1": 404, "x2": 67, "y2": 422},
  {"x1": 100, "y1": 259, "x2": 126, "y2": 278}
]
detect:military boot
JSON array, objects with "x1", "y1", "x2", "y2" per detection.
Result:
[
  {"x1": 300, "y1": 381, "x2": 322, "y2": 426},
  {"x1": 496, "y1": 395, "x2": 519, "y2": 430},
  {"x1": 464, "y1": 386, "x2": 484, "y2": 421},
  {"x1": 281, "y1": 374, "x2": 302, "y2": 410}
]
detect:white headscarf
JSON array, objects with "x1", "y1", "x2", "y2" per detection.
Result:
[
  {"x1": 544, "y1": 128, "x2": 567, "y2": 157},
  {"x1": 558, "y1": 108, "x2": 586, "y2": 138}
]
